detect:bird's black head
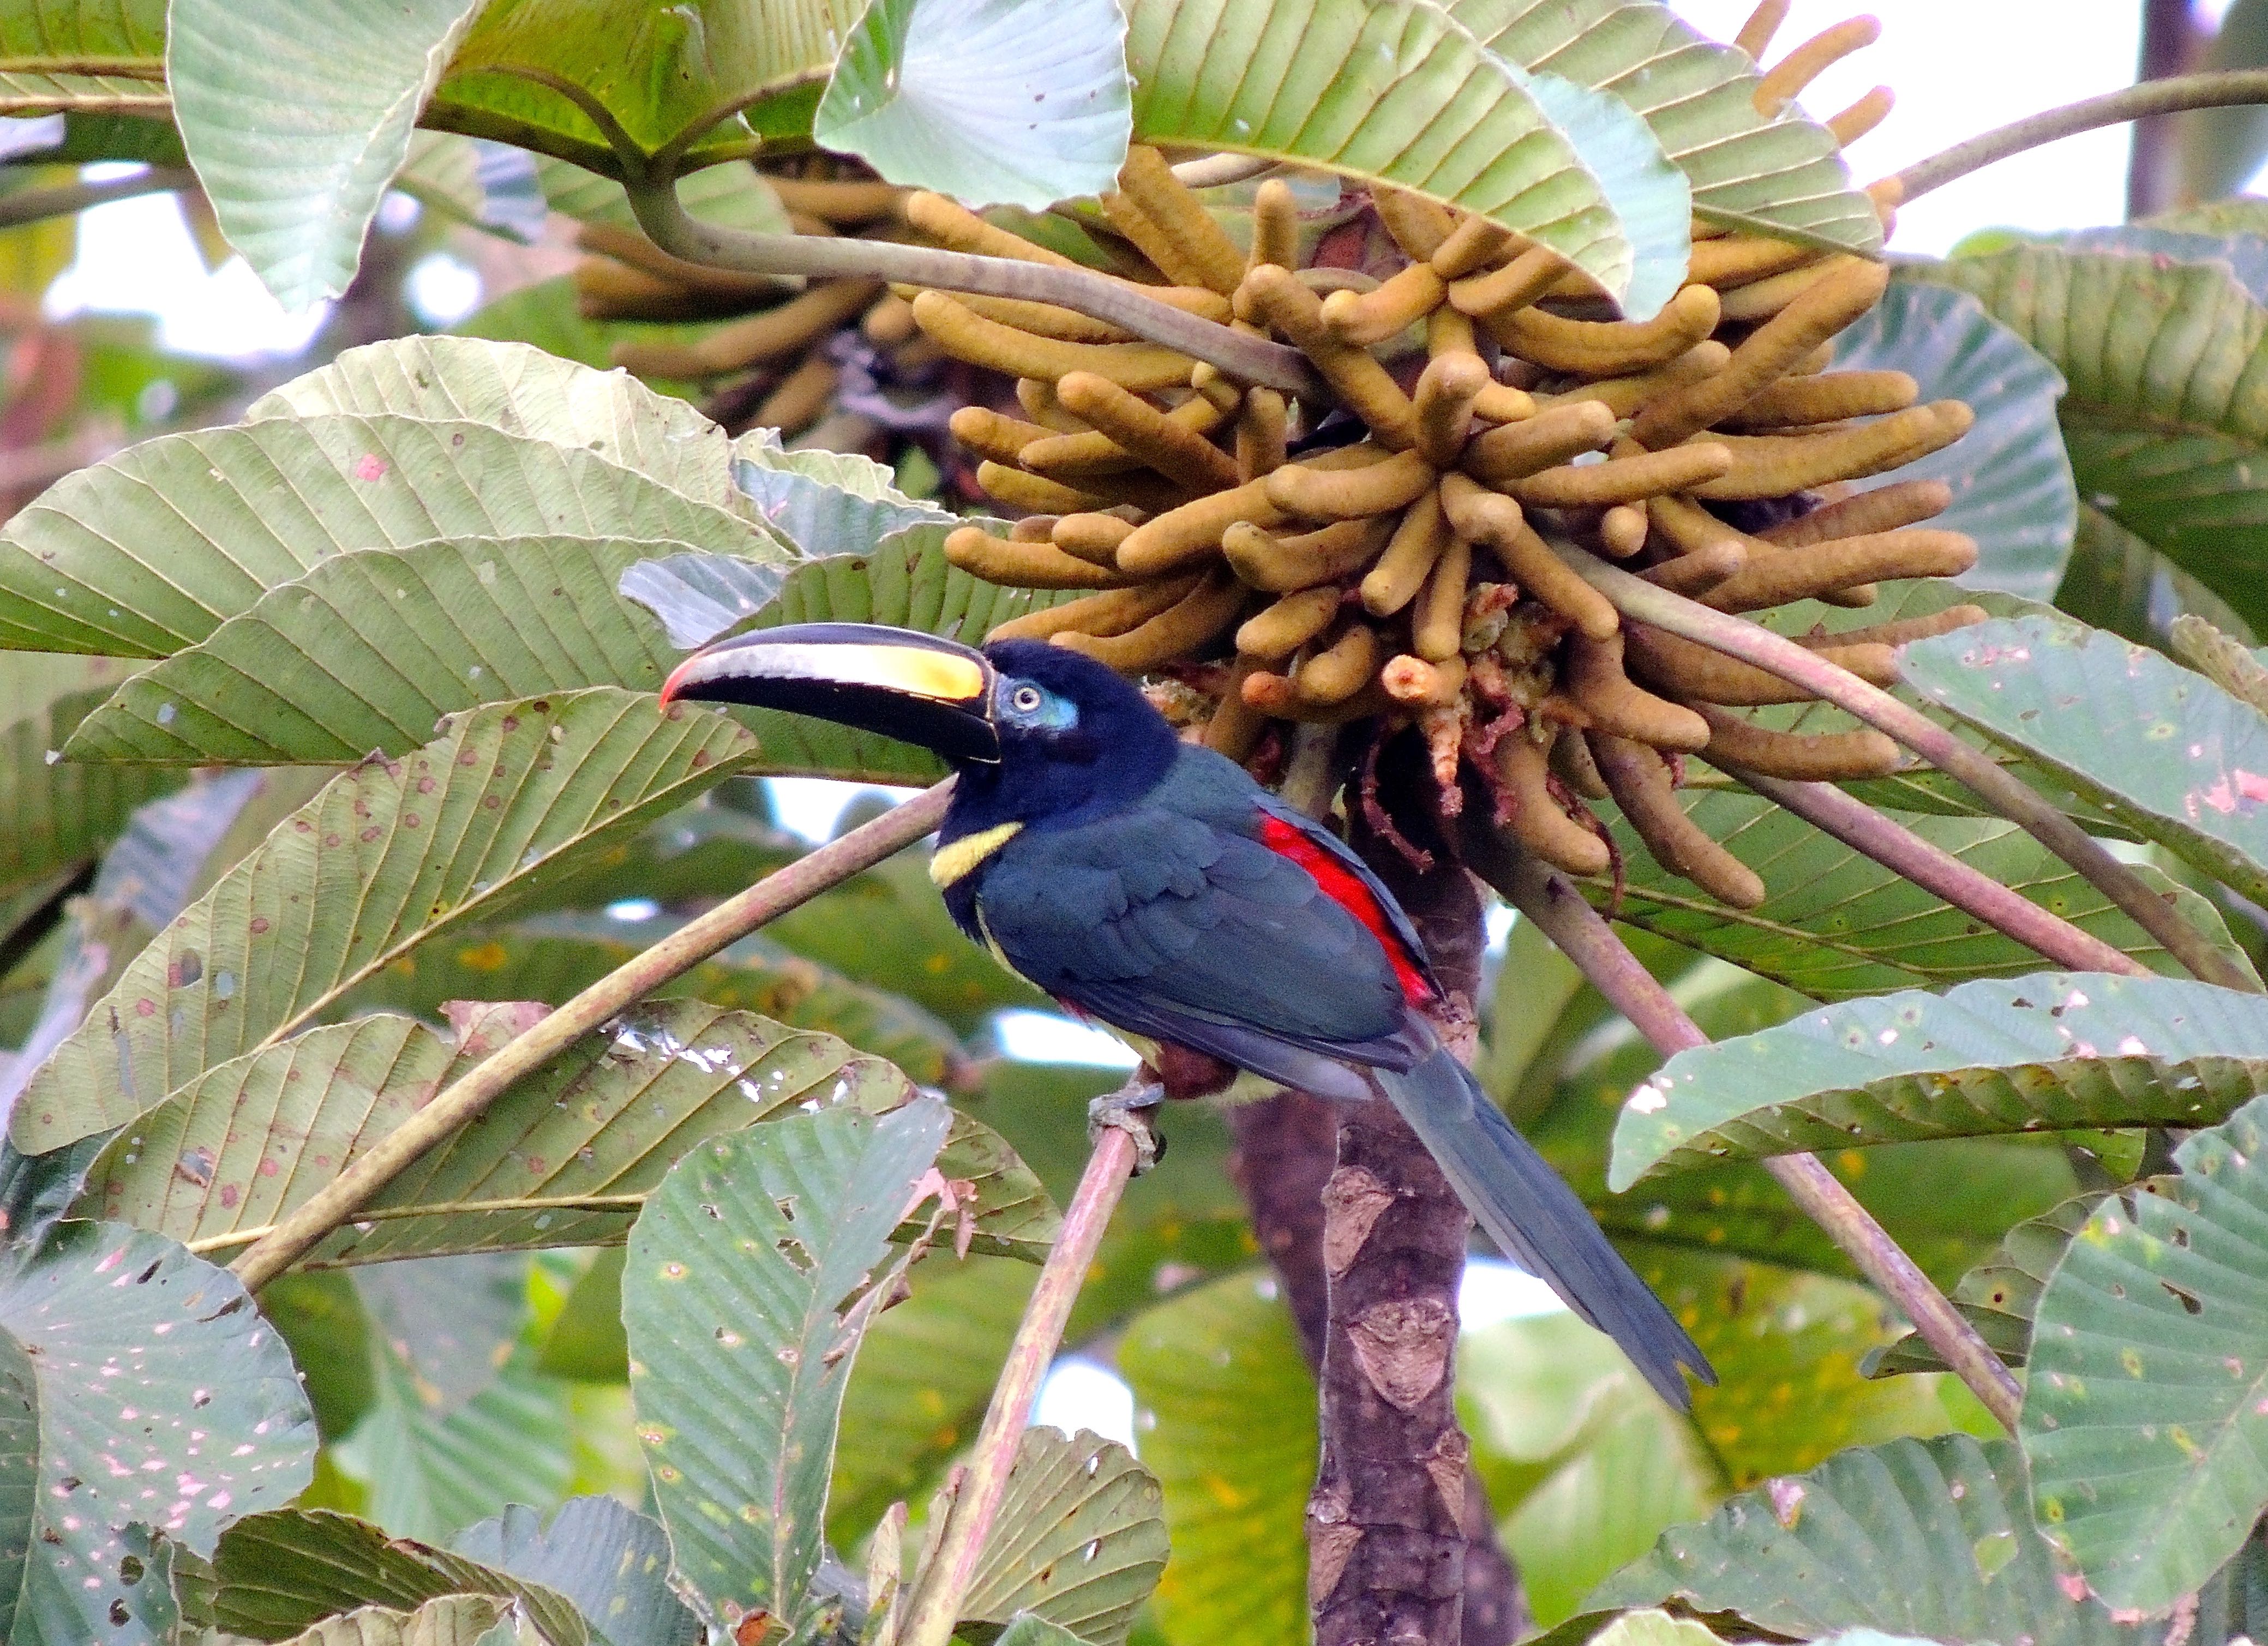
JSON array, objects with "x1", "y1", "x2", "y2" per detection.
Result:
[{"x1": 661, "y1": 623, "x2": 1180, "y2": 829}]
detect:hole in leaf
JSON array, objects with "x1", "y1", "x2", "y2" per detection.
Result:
[
  {"x1": 118, "y1": 1555, "x2": 143, "y2": 1584},
  {"x1": 776, "y1": 1238, "x2": 814, "y2": 1275},
  {"x1": 2162, "y1": 1281, "x2": 2204, "y2": 1315}
]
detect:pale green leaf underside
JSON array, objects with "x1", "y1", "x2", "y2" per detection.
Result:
[
  {"x1": 64, "y1": 535, "x2": 730, "y2": 765},
  {"x1": 1453, "y1": 0, "x2": 1881, "y2": 254},
  {"x1": 1592, "y1": 1433, "x2": 2143, "y2": 1646},
  {"x1": 166, "y1": 0, "x2": 483, "y2": 309},
  {"x1": 212, "y1": 1508, "x2": 589, "y2": 1645},
  {"x1": 1870, "y1": 1191, "x2": 2100, "y2": 1375},
  {"x1": 962, "y1": 1427, "x2": 1167, "y2": 1646},
  {"x1": 74, "y1": 1001, "x2": 914, "y2": 1266},
  {"x1": 816, "y1": 0, "x2": 1133, "y2": 213},
  {"x1": 1122, "y1": 0, "x2": 1654, "y2": 308},
  {"x1": 1901, "y1": 614, "x2": 2268, "y2": 904},
  {"x1": 2025, "y1": 1092, "x2": 2268, "y2": 1612},
  {"x1": 1838, "y1": 278, "x2": 2075, "y2": 602},
  {"x1": 10, "y1": 689, "x2": 761, "y2": 1153},
  {"x1": 0, "y1": 413, "x2": 769, "y2": 657},
  {"x1": 1929, "y1": 244, "x2": 2268, "y2": 635},
  {"x1": 1612, "y1": 971, "x2": 2268, "y2": 1188},
  {"x1": 535, "y1": 152, "x2": 793, "y2": 239},
  {"x1": 271, "y1": 1594, "x2": 511, "y2": 1646},
  {"x1": 624, "y1": 1104, "x2": 951, "y2": 1639},
  {"x1": 452, "y1": 1497, "x2": 697, "y2": 1646},
  {"x1": 246, "y1": 337, "x2": 743, "y2": 511},
  {"x1": 0, "y1": 1, "x2": 166, "y2": 117},
  {"x1": 2, "y1": 1222, "x2": 315, "y2": 1642},
  {"x1": 1578, "y1": 789, "x2": 2247, "y2": 1002},
  {"x1": 0, "y1": 653, "x2": 181, "y2": 899}
]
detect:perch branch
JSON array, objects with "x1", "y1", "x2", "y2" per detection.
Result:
[
  {"x1": 1889, "y1": 69, "x2": 2268, "y2": 203},
  {"x1": 897, "y1": 1096, "x2": 1150, "y2": 1646},
  {"x1": 229, "y1": 781, "x2": 955, "y2": 1290},
  {"x1": 1481, "y1": 840, "x2": 2026, "y2": 1432},
  {"x1": 621, "y1": 173, "x2": 1322, "y2": 397},
  {"x1": 1732, "y1": 771, "x2": 2149, "y2": 977},
  {"x1": 0, "y1": 166, "x2": 192, "y2": 229},
  {"x1": 1553, "y1": 542, "x2": 2258, "y2": 993}
]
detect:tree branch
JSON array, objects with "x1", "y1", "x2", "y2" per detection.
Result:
[
  {"x1": 897, "y1": 1092, "x2": 1151, "y2": 1646},
  {"x1": 618, "y1": 172, "x2": 1324, "y2": 397},
  {"x1": 1479, "y1": 840, "x2": 2026, "y2": 1433},
  {"x1": 0, "y1": 166, "x2": 192, "y2": 230},
  {"x1": 1889, "y1": 69, "x2": 2268, "y2": 205},
  {"x1": 1554, "y1": 542, "x2": 2258, "y2": 993},
  {"x1": 1732, "y1": 771, "x2": 2150, "y2": 977},
  {"x1": 228, "y1": 781, "x2": 955, "y2": 1290}
]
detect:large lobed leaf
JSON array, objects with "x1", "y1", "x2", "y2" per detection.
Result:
[
  {"x1": 2024, "y1": 1090, "x2": 2268, "y2": 1612},
  {"x1": 1612, "y1": 972, "x2": 2268, "y2": 1187},
  {"x1": 62, "y1": 535, "x2": 739, "y2": 765},
  {"x1": 1901, "y1": 612, "x2": 2268, "y2": 905},
  {"x1": 10, "y1": 689, "x2": 761, "y2": 1154},
  {"x1": 1451, "y1": 0, "x2": 1881, "y2": 254},
  {"x1": 167, "y1": 0, "x2": 485, "y2": 309},
  {"x1": 622, "y1": 1102, "x2": 951, "y2": 1640},
  {"x1": 75, "y1": 999, "x2": 921, "y2": 1267},
  {"x1": 453, "y1": 1497, "x2": 697, "y2": 1646},
  {"x1": 245, "y1": 339, "x2": 738, "y2": 499},
  {"x1": 1930, "y1": 241, "x2": 2268, "y2": 635},
  {"x1": 212, "y1": 1507, "x2": 590, "y2": 1643},
  {"x1": 1840, "y1": 278, "x2": 2077, "y2": 601},
  {"x1": 1869, "y1": 1191, "x2": 2103, "y2": 1378},
  {"x1": 340, "y1": 912, "x2": 966, "y2": 1090},
  {"x1": 2, "y1": 1223, "x2": 316, "y2": 1644},
  {"x1": 963, "y1": 1426, "x2": 1168, "y2": 1646},
  {"x1": 1592, "y1": 1433, "x2": 2150, "y2": 1645},
  {"x1": 0, "y1": 652, "x2": 180, "y2": 905},
  {"x1": 815, "y1": 0, "x2": 1132, "y2": 212},
  {"x1": 1119, "y1": 0, "x2": 1686, "y2": 315},
  {"x1": 1570, "y1": 789, "x2": 2247, "y2": 1002},
  {"x1": 0, "y1": 413, "x2": 767, "y2": 657}
]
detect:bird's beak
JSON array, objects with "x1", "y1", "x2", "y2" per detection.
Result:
[{"x1": 660, "y1": 622, "x2": 1001, "y2": 763}]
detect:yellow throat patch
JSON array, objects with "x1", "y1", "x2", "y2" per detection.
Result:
[{"x1": 929, "y1": 821, "x2": 1024, "y2": 890}]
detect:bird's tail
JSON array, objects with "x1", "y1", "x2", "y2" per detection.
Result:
[{"x1": 1377, "y1": 1044, "x2": 1713, "y2": 1408}]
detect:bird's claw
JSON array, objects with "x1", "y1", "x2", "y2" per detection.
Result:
[{"x1": 1088, "y1": 1078, "x2": 1166, "y2": 1173}]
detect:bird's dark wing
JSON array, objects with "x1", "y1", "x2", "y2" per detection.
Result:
[
  {"x1": 1249, "y1": 789, "x2": 1440, "y2": 1003},
  {"x1": 975, "y1": 802, "x2": 1423, "y2": 1070}
]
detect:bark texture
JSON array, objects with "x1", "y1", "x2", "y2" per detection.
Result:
[
  {"x1": 1298, "y1": 731, "x2": 1519, "y2": 1646},
  {"x1": 2128, "y1": 0, "x2": 2207, "y2": 217}
]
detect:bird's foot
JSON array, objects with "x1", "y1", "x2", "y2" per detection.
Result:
[{"x1": 1089, "y1": 1077, "x2": 1167, "y2": 1173}]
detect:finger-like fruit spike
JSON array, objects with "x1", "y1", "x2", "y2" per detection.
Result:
[
  {"x1": 892, "y1": 14, "x2": 1972, "y2": 904},
  {"x1": 1591, "y1": 732, "x2": 1767, "y2": 908}
]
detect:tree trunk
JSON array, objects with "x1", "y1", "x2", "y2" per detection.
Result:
[
  {"x1": 2128, "y1": 0, "x2": 2206, "y2": 218},
  {"x1": 1225, "y1": 730, "x2": 1520, "y2": 1646}
]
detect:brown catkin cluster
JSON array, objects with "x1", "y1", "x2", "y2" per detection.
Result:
[{"x1": 914, "y1": 14, "x2": 1988, "y2": 911}]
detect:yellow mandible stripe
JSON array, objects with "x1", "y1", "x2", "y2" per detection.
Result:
[{"x1": 929, "y1": 820, "x2": 1024, "y2": 891}]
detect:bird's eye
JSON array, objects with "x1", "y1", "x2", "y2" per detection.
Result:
[{"x1": 1010, "y1": 684, "x2": 1044, "y2": 713}]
